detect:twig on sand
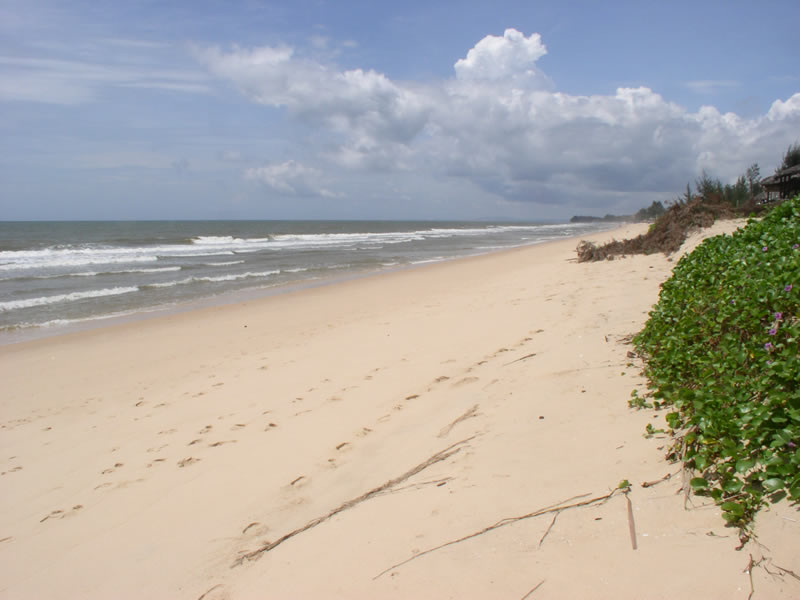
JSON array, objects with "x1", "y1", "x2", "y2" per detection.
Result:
[
  {"x1": 438, "y1": 404, "x2": 479, "y2": 437},
  {"x1": 626, "y1": 492, "x2": 638, "y2": 550},
  {"x1": 504, "y1": 353, "x2": 537, "y2": 366},
  {"x1": 197, "y1": 584, "x2": 223, "y2": 600},
  {"x1": 520, "y1": 579, "x2": 545, "y2": 599},
  {"x1": 745, "y1": 554, "x2": 757, "y2": 600},
  {"x1": 773, "y1": 564, "x2": 800, "y2": 582},
  {"x1": 374, "y1": 489, "x2": 624, "y2": 579},
  {"x1": 641, "y1": 471, "x2": 677, "y2": 488},
  {"x1": 232, "y1": 436, "x2": 476, "y2": 567},
  {"x1": 538, "y1": 513, "x2": 558, "y2": 548}
]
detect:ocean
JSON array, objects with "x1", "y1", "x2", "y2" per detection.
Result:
[{"x1": 0, "y1": 220, "x2": 617, "y2": 343}]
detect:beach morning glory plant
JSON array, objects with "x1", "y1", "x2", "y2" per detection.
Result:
[{"x1": 634, "y1": 195, "x2": 800, "y2": 529}]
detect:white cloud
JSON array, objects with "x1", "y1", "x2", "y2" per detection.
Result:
[
  {"x1": 767, "y1": 93, "x2": 800, "y2": 120},
  {"x1": 454, "y1": 28, "x2": 548, "y2": 86},
  {"x1": 0, "y1": 45, "x2": 211, "y2": 104},
  {"x1": 245, "y1": 160, "x2": 339, "y2": 198},
  {"x1": 685, "y1": 80, "x2": 740, "y2": 94},
  {"x1": 198, "y1": 31, "x2": 800, "y2": 212}
]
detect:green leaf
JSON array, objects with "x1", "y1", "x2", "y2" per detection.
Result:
[
  {"x1": 721, "y1": 501, "x2": 745, "y2": 516},
  {"x1": 763, "y1": 478, "x2": 785, "y2": 493},
  {"x1": 735, "y1": 458, "x2": 756, "y2": 473},
  {"x1": 690, "y1": 477, "x2": 708, "y2": 490}
]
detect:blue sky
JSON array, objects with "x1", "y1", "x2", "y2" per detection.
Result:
[{"x1": 1, "y1": 0, "x2": 798, "y2": 221}]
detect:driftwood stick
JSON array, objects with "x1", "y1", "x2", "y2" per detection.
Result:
[
  {"x1": 233, "y1": 436, "x2": 476, "y2": 566},
  {"x1": 374, "y1": 489, "x2": 622, "y2": 579}
]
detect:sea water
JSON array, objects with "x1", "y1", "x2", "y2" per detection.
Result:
[{"x1": 0, "y1": 220, "x2": 617, "y2": 343}]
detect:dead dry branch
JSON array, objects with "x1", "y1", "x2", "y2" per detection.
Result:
[
  {"x1": 374, "y1": 488, "x2": 625, "y2": 579},
  {"x1": 232, "y1": 436, "x2": 476, "y2": 566},
  {"x1": 438, "y1": 405, "x2": 479, "y2": 437}
]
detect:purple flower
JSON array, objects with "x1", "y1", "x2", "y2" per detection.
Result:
[
  {"x1": 794, "y1": 244, "x2": 799, "y2": 250},
  {"x1": 765, "y1": 342, "x2": 774, "y2": 351},
  {"x1": 769, "y1": 328, "x2": 777, "y2": 336},
  {"x1": 789, "y1": 441, "x2": 798, "y2": 449},
  {"x1": 730, "y1": 299, "x2": 736, "y2": 305},
  {"x1": 787, "y1": 284, "x2": 794, "y2": 292},
  {"x1": 762, "y1": 246, "x2": 769, "y2": 252},
  {"x1": 775, "y1": 312, "x2": 783, "y2": 320}
]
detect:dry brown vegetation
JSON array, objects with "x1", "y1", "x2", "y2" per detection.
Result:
[{"x1": 576, "y1": 198, "x2": 754, "y2": 262}]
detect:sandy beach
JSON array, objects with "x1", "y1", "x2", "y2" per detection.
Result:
[{"x1": 1, "y1": 222, "x2": 797, "y2": 599}]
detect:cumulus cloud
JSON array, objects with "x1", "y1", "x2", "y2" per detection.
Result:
[
  {"x1": 245, "y1": 160, "x2": 339, "y2": 198},
  {"x1": 454, "y1": 28, "x2": 548, "y2": 88},
  {"x1": 198, "y1": 30, "x2": 800, "y2": 211}
]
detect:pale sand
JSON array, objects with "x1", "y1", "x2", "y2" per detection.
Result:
[{"x1": 1, "y1": 222, "x2": 798, "y2": 600}]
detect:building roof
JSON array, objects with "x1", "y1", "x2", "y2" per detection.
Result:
[{"x1": 761, "y1": 164, "x2": 800, "y2": 186}]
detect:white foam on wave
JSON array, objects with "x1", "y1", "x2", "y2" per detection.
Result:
[
  {"x1": 203, "y1": 260, "x2": 245, "y2": 267},
  {"x1": 145, "y1": 270, "x2": 280, "y2": 288},
  {"x1": 0, "y1": 265, "x2": 182, "y2": 281},
  {"x1": 0, "y1": 286, "x2": 139, "y2": 312},
  {"x1": 170, "y1": 251, "x2": 236, "y2": 258},
  {"x1": 0, "y1": 254, "x2": 158, "y2": 271},
  {"x1": 192, "y1": 236, "x2": 271, "y2": 245}
]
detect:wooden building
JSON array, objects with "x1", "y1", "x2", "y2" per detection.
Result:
[{"x1": 761, "y1": 164, "x2": 800, "y2": 202}]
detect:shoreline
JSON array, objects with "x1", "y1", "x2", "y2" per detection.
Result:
[
  {"x1": 0, "y1": 223, "x2": 621, "y2": 348},
  {"x1": 2, "y1": 219, "x2": 796, "y2": 599}
]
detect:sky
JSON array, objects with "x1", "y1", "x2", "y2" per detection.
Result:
[{"x1": 1, "y1": 0, "x2": 799, "y2": 221}]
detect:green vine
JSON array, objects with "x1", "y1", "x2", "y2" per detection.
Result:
[{"x1": 634, "y1": 195, "x2": 800, "y2": 528}]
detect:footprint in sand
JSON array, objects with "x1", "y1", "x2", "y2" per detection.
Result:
[
  {"x1": 335, "y1": 442, "x2": 350, "y2": 451},
  {"x1": 101, "y1": 463, "x2": 124, "y2": 475},
  {"x1": 177, "y1": 457, "x2": 200, "y2": 468},
  {"x1": 452, "y1": 377, "x2": 479, "y2": 388},
  {"x1": 198, "y1": 425, "x2": 213, "y2": 434},
  {"x1": 290, "y1": 475, "x2": 308, "y2": 487},
  {"x1": 230, "y1": 423, "x2": 246, "y2": 430},
  {"x1": 158, "y1": 428, "x2": 177, "y2": 435},
  {"x1": 209, "y1": 440, "x2": 237, "y2": 447},
  {"x1": 40, "y1": 505, "x2": 83, "y2": 523},
  {"x1": 242, "y1": 522, "x2": 267, "y2": 536}
]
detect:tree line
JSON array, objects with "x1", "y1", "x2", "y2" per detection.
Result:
[{"x1": 633, "y1": 143, "x2": 800, "y2": 221}]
